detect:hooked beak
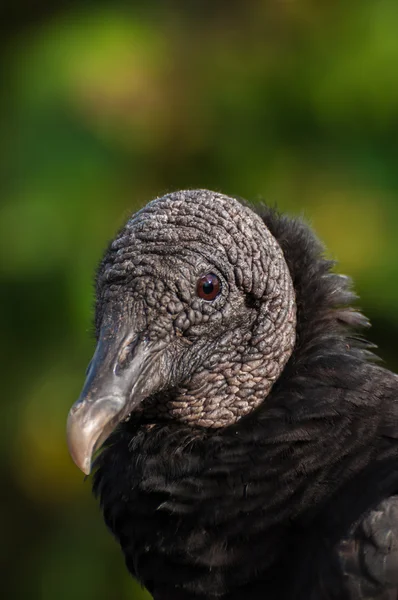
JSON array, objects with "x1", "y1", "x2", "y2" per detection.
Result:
[{"x1": 67, "y1": 326, "x2": 166, "y2": 475}]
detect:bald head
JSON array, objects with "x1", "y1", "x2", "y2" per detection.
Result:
[{"x1": 68, "y1": 191, "x2": 296, "y2": 473}]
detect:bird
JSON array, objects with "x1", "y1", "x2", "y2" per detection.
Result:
[{"x1": 67, "y1": 189, "x2": 398, "y2": 600}]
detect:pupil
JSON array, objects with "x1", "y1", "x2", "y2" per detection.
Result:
[
  {"x1": 196, "y1": 273, "x2": 220, "y2": 301},
  {"x1": 203, "y1": 281, "x2": 214, "y2": 294}
]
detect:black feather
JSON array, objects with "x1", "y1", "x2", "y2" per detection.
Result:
[{"x1": 92, "y1": 202, "x2": 398, "y2": 599}]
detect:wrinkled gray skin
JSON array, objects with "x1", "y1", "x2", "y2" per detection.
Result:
[{"x1": 68, "y1": 190, "x2": 296, "y2": 473}]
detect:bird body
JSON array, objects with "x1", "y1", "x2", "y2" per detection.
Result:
[{"x1": 68, "y1": 190, "x2": 398, "y2": 599}]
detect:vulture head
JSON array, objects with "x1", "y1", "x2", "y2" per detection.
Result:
[
  {"x1": 67, "y1": 190, "x2": 394, "y2": 600},
  {"x1": 68, "y1": 190, "x2": 297, "y2": 474}
]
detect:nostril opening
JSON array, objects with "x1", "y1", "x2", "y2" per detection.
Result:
[
  {"x1": 117, "y1": 337, "x2": 140, "y2": 371},
  {"x1": 245, "y1": 294, "x2": 260, "y2": 309}
]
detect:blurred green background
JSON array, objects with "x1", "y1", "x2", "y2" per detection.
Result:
[{"x1": 2, "y1": 1, "x2": 398, "y2": 598}]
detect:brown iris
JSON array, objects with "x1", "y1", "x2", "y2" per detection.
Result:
[{"x1": 197, "y1": 273, "x2": 221, "y2": 300}]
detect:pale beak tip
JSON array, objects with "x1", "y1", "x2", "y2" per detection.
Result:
[
  {"x1": 80, "y1": 459, "x2": 92, "y2": 476},
  {"x1": 66, "y1": 410, "x2": 94, "y2": 476},
  {"x1": 67, "y1": 435, "x2": 93, "y2": 475},
  {"x1": 70, "y1": 454, "x2": 92, "y2": 476},
  {"x1": 67, "y1": 395, "x2": 127, "y2": 476}
]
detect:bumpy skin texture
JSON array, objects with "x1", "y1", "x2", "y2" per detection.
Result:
[
  {"x1": 96, "y1": 190, "x2": 296, "y2": 427},
  {"x1": 91, "y1": 190, "x2": 398, "y2": 600}
]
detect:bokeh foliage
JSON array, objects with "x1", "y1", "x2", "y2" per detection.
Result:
[{"x1": 2, "y1": 1, "x2": 398, "y2": 598}]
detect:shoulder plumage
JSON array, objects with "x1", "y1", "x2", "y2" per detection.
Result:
[{"x1": 254, "y1": 204, "x2": 375, "y2": 364}]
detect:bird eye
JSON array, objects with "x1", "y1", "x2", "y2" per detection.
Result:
[{"x1": 197, "y1": 273, "x2": 221, "y2": 301}]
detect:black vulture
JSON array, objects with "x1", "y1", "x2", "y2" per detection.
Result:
[{"x1": 67, "y1": 190, "x2": 398, "y2": 599}]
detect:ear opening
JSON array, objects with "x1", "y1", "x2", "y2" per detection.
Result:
[{"x1": 245, "y1": 293, "x2": 261, "y2": 309}]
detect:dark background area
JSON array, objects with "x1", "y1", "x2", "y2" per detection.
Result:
[{"x1": 2, "y1": 1, "x2": 398, "y2": 598}]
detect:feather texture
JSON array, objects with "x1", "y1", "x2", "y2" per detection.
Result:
[{"x1": 90, "y1": 199, "x2": 398, "y2": 599}]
